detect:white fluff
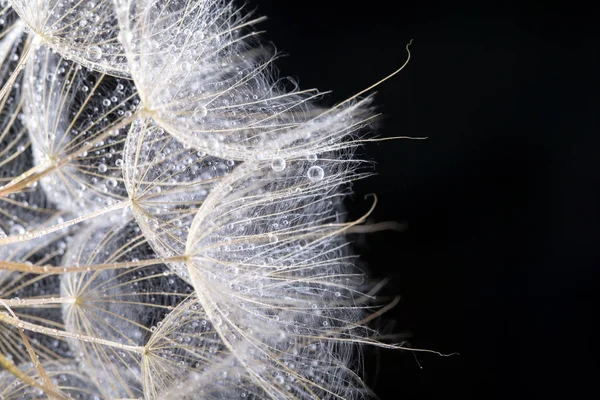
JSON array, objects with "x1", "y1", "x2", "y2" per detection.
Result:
[{"x1": 0, "y1": 1, "x2": 395, "y2": 399}]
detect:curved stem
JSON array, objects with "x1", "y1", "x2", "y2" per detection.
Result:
[
  {"x1": 0, "y1": 31, "x2": 35, "y2": 104},
  {"x1": 0, "y1": 199, "x2": 132, "y2": 245},
  {"x1": 1, "y1": 296, "x2": 75, "y2": 307},
  {"x1": 0, "y1": 299, "x2": 67, "y2": 399},
  {"x1": 0, "y1": 161, "x2": 59, "y2": 197},
  {"x1": 0, "y1": 312, "x2": 146, "y2": 355},
  {"x1": 0, "y1": 254, "x2": 187, "y2": 274}
]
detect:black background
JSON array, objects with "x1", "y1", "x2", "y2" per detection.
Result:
[{"x1": 252, "y1": 1, "x2": 599, "y2": 399}]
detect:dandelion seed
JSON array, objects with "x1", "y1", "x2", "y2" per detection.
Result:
[
  {"x1": 60, "y1": 219, "x2": 191, "y2": 398},
  {"x1": 123, "y1": 119, "x2": 234, "y2": 282},
  {"x1": 114, "y1": 0, "x2": 363, "y2": 161},
  {"x1": 18, "y1": 45, "x2": 136, "y2": 215},
  {"x1": 10, "y1": 0, "x2": 129, "y2": 76}
]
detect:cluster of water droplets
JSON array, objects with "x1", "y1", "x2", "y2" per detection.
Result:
[
  {"x1": 0, "y1": 1, "x2": 385, "y2": 399},
  {"x1": 10, "y1": 0, "x2": 129, "y2": 76}
]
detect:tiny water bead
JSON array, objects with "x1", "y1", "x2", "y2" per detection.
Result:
[
  {"x1": 106, "y1": 178, "x2": 118, "y2": 188},
  {"x1": 193, "y1": 105, "x2": 208, "y2": 121},
  {"x1": 9, "y1": 224, "x2": 25, "y2": 235},
  {"x1": 87, "y1": 46, "x2": 103, "y2": 62},
  {"x1": 180, "y1": 61, "x2": 192, "y2": 73},
  {"x1": 271, "y1": 158, "x2": 286, "y2": 172},
  {"x1": 307, "y1": 166, "x2": 324, "y2": 182}
]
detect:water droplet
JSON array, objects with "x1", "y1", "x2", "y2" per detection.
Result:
[
  {"x1": 180, "y1": 61, "x2": 192, "y2": 73},
  {"x1": 9, "y1": 224, "x2": 25, "y2": 235},
  {"x1": 307, "y1": 166, "x2": 324, "y2": 182},
  {"x1": 271, "y1": 158, "x2": 286, "y2": 172},
  {"x1": 306, "y1": 153, "x2": 318, "y2": 162},
  {"x1": 194, "y1": 105, "x2": 208, "y2": 121},
  {"x1": 87, "y1": 45, "x2": 103, "y2": 62}
]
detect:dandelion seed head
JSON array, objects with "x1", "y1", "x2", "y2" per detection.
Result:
[{"x1": 0, "y1": 1, "x2": 399, "y2": 398}]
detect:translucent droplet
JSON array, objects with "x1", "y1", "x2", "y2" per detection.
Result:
[
  {"x1": 194, "y1": 105, "x2": 208, "y2": 121},
  {"x1": 9, "y1": 224, "x2": 25, "y2": 235},
  {"x1": 87, "y1": 45, "x2": 103, "y2": 62},
  {"x1": 306, "y1": 153, "x2": 318, "y2": 162},
  {"x1": 271, "y1": 158, "x2": 286, "y2": 172},
  {"x1": 307, "y1": 166, "x2": 324, "y2": 182},
  {"x1": 180, "y1": 61, "x2": 192, "y2": 73}
]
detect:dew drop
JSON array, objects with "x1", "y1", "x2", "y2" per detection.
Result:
[
  {"x1": 307, "y1": 166, "x2": 324, "y2": 182},
  {"x1": 194, "y1": 105, "x2": 208, "y2": 121},
  {"x1": 271, "y1": 158, "x2": 286, "y2": 172},
  {"x1": 9, "y1": 224, "x2": 25, "y2": 235},
  {"x1": 180, "y1": 61, "x2": 192, "y2": 73},
  {"x1": 87, "y1": 45, "x2": 102, "y2": 62}
]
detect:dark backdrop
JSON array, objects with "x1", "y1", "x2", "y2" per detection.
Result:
[{"x1": 251, "y1": 1, "x2": 599, "y2": 399}]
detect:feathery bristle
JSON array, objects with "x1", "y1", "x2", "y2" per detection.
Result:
[{"x1": 0, "y1": 1, "x2": 404, "y2": 399}]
